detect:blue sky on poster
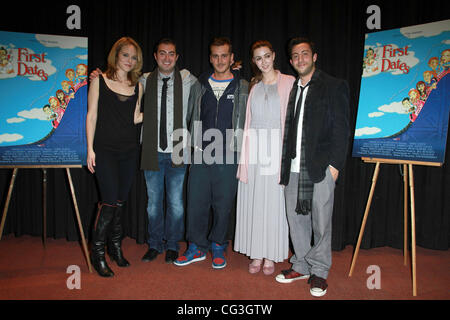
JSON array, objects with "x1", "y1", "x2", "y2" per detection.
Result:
[
  {"x1": 0, "y1": 31, "x2": 87, "y2": 145},
  {"x1": 354, "y1": 19, "x2": 450, "y2": 138}
]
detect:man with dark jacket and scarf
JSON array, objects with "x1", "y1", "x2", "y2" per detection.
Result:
[
  {"x1": 275, "y1": 37, "x2": 350, "y2": 297},
  {"x1": 140, "y1": 38, "x2": 197, "y2": 264},
  {"x1": 174, "y1": 37, "x2": 248, "y2": 269}
]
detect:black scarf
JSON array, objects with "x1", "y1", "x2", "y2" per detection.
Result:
[{"x1": 140, "y1": 68, "x2": 183, "y2": 170}]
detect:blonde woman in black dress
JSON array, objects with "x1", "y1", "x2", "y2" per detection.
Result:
[{"x1": 86, "y1": 37, "x2": 143, "y2": 277}]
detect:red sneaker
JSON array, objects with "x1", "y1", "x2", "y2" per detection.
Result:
[{"x1": 275, "y1": 268, "x2": 309, "y2": 283}]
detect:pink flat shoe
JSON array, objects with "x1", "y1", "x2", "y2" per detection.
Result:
[
  {"x1": 249, "y1": 259, "x2": 262, "y2": 274},
  {"x1": 263, "y1": 260, "x2": 275, "y2": 275}
]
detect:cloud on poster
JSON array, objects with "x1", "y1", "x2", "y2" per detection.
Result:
[
  {"x1": 17, "y1": 107, "x2": 50, "y2": 121},
  {"x1": 6, "y1": 117, "x2": 25, "y2": 124},
  {"x1": 35, "y1": 34, "x2": 87, "y2": 49},
  {"x1": 355, "y1": 127, "x2": 381, "y2": 137},
  {"x1": 0, "y1": 133, "x2": 23, "y2": 143},
  {"x1": 378, "y1": 100, "x2": 409, "y2": 114},
  {"x1": 5, "y1": 108, "x2": 49, "y2": 126},
  {"x1": 400, "y1": 19, "x2": 450, "y2": 39},
  {"x1": 368, "y1": 112, "x2": 384, "y2": 118}
]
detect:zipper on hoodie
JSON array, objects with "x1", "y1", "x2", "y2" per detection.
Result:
[
  {"x1": 215, "y1": 98, "x2": 219, "y2": 127},
  {"x1": 232, "y1": 83, "x2": 238, "y2": 136}
]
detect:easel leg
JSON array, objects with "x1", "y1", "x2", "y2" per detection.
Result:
[
  {"x1": 403, "y1": 164, "x2": 408, "y2": 266},
  {"x1": 349, "y1": 162, "x2": 381, "y2": 277},
  {"x1": 0, "y1": 168, "x2": 18, "y2": 240},
  {"x1": 42, "y1": 169, "x2": 47, "y2": 248},
  {"x1": 66, "y1": 168, "x2": 93, "y2": 273},
  {"x1": 408, "y1": 164, "x2": 417, "y2": 296}
]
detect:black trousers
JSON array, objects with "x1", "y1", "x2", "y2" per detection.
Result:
[
  {"x1": 186, "y1": 155, "x2": 238, "y2": 253},
  {"x1": 94, "y1": 147, "x2": 138, "y2": 205}
]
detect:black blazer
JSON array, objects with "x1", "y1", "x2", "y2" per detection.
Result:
[{"x1": 280, "y1": 69, "x2": 350, "y2": 184}]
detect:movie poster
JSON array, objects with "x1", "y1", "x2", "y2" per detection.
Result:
[
  {"x1": 352, "y1": 19, "x2": 450, "y2": 164},
  {"x1": 0, "y1": 31, "x2": 87, "y2": 166}
]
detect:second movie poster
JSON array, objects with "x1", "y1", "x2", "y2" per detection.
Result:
[{"x1": 352, "y1": 19, "x2": 450, "y2": 164}]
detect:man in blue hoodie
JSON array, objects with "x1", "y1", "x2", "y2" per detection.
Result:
[{"x1": 174, "y1": 37, "x2": 248, "y2": 269}]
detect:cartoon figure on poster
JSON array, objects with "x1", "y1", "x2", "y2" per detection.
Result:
[
  {"x1": 362, "y1": 47, "x2": 380, "y2": 75},
  {"x1": 0, "y1": 31, "x2": 88, "y2": 166},
  {"x1": 0, "y1": 46, "x2": 14, "y2": 74},
  {"x1": 353, "y1": 19, "x2": 450, "y2": 164}
]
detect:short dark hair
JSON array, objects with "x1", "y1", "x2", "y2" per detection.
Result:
[
  {"x1": 154, "y1": 38, "x2": 177, "y2": 54},
  {"x1": 287, "y1": 37, "x2": 316, "y2": 57},
  {"x1": 210, "y1": 37, "x2": 232, "y2": 54}
]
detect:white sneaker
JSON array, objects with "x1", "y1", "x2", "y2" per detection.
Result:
[{"x1": 308, "y1": 275, "x2": 328, "y2": 297}]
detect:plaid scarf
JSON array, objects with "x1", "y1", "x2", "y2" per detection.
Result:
[{"x1": 295, "y1": 128, "x2": 313, "y2": 215}]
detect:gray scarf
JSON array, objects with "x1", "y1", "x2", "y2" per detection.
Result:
[{"x1": 140, "y1": 68, "x2": 183, "y2": 170}]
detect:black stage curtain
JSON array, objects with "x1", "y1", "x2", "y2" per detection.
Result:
[{"x1": 1, "y1": 0, "x2": 449, "y2": 250}]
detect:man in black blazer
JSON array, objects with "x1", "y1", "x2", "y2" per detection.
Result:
[{"x1": 275, "y1": 38, "x2": 350, "y2": 297}]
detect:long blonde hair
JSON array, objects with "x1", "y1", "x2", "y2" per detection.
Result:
[
  {"x1": 249, "y1": 40, "x2": 274, "y2": 92},
  {"x1": 105, "y1": 37, "x2": 143, "y2": 86}
]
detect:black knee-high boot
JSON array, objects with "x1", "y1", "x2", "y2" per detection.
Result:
[
  {"x1": 91, "y1": 203, "x2": 116, "y2": 277},
  {"x1": 107, "y1": 201, "x2": 130, "y2": 267}
]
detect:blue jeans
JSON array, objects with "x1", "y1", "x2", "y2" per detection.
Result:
[{"x1": 144, "y1": 152, "x2": 187, "y2": 252}]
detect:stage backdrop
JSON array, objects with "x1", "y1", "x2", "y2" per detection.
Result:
[
  {"x1": 0, "y1": 31, "x2": 88, "y2": 166},
  {"x1": 352, "y1": 19, "x2": 450, "y2": 164},
  {"x1": 0, "y1": 0, "x2": 449, "y2": 251}
]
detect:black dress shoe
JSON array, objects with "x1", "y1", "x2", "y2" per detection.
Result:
[
  {"x1": 141, "y1": 248, "x2": 160, "y2": 262},
  {"x1": 165, "y1": 250, "x2": 179, "y2": 264}
]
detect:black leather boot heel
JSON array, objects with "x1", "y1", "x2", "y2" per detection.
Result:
[
  {"x1": 107, "y1": 201, "x2": 130, "y2": 267},
  {"x1": 91, "y1": 203, "x2": 116, "y2": 277}
]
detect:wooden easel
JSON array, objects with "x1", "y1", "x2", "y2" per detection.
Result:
[
  {"x1": 0, "y1": 165, "x2": 92, "y2": 273},
  {"x1": 348, "y1": 158, "x2": 441, "y2": 296}
]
